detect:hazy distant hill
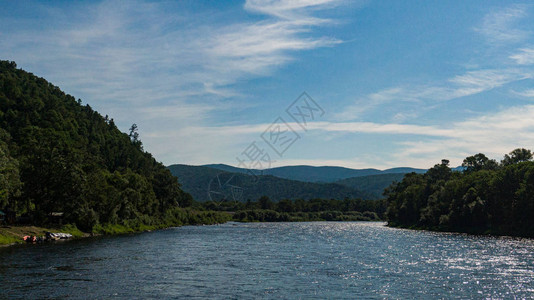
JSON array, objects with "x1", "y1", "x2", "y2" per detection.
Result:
[
  {"x1": 203, "y1": 164, "x2": 426, "y2": 183},
  {"x1": 168, "y1": 164, "x2": 372, "y2": 202}
]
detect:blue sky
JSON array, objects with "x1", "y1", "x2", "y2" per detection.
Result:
[{"x1": 2, "y1": 0, "x2": 534, "y2": 169}]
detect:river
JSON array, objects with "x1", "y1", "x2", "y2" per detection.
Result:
[{"x1": 1, "y1": 222, "x2": 533, "y2": 299}]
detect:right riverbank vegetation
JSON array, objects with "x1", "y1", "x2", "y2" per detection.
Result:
[{"x1": 385, "y1": 149, "x2": 534, "y2": 237}]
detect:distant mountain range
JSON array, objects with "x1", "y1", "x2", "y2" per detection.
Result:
[
  {"x1": 168, "y1": 164, "x2": 432, "y2": 202},
  {"x1": 203, "y1": 164, "x2": 427, "y2": 183},
  {"x1": 168, "y1": 164, "x2": 373, "y2": 202}
]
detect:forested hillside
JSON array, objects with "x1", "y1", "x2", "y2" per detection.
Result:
[
  {"x1": 336, "y1": 173, "x2": 406, "y2": 199},
  {"x1": 0, "y1": 61, "x2": 197, "y2": 231},
  {"x1": 385, "y1": 150, "x2": 534, "y2": 237}
]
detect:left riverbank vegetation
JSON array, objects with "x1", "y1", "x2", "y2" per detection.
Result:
[
  {"x1": 385, "y1": 149, "x2": 534, "y2": 237},
  {"x1": 0, "y1": 60, "x2": 231, "y2": 245}
]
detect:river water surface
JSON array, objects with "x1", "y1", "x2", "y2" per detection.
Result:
[{"x1": 1, "y1": 222, "x2": 534, "y2": 299}]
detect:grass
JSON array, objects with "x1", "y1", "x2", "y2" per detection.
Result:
[
  {"x1": 0, "y1": 224, "x2": 88, "y2": 246},
  {"x1": 60, "y1": 224, "x2": 85, "y2": 238},
  {"x1": 0, "y1": 225, "x2": 47, "y2": 245},
  {"x1": 0, "y1": 234, "x2": 22, "y2": 245},
  {"x1": 92, "y1": 224, "x2": 136, "y2": 235}
]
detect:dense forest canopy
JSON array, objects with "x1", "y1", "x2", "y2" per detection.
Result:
[
  {"x1": 385, "y1": 149, "x2": 534, "y2": 237},
  {"x1": 0, "y1": 60, "x2": 193, "y2": 231}
]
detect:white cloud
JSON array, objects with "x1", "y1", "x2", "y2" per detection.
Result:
[
  {"x1": 204, "y1": 19, "x2": 340, "y2": 79},
  {"x1": 510, "y1": 47, "x2": 534, "y2": 65},
  {"x1": 447, "y1": 69, "x2": 531, "y2": 97},
  {"x1": 245, "y1": 0, "x2": 343, "y2": 21},
  {"x1": 392, "y1": 111, "x2": 418, "y2": 123},
  {"x1": 476, "y1": 4, "x2": 530, "y2": 44},
  {"x1": 512, "y1": 88, "x2": 534, "y2": 98},
  {"x1": 335, "y1": 87, "x2": 410, "y2": 120},
  {"x1": 336, "y1": 68, "x2": 531, "y2": 121}
]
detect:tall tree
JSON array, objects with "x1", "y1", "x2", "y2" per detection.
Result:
[
  {"x1": 502, "y1": 148, "x2": 533, "y2": 166},
  {"x1": 0, "y1": 135, "x2": 22, "y2": 210},
  {"x1": 462, "y1": 153, "x2": 498, "y2": 173}
]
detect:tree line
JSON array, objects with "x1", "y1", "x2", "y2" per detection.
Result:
[
  {"x1": 198, "y1": 196, "x2": 387, "y2": 222},
  {"x1": 385, "y1": 149, "x2": 534, "y2": 237}
]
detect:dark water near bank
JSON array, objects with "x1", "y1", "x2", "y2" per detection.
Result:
[{"x1": 1, "y1": 222, "x2": 534, "y2": 299}]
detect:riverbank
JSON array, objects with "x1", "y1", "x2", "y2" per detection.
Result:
[
  {"x1": 0, "y1": 224, "x2": 86, "y2": 247},
  {"x1": 0, "y1": 209, "x2": 234, "y2": 247},
  {"x1": 1, "y1": 209, "x2": 384, "y2": 247}
]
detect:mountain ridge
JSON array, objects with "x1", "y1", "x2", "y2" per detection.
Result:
[
  {"x1": 202, "y1": 163, "x2": 427, "y2": 183},
  {"x1": 167, "y1": 164, "x2": 374, "y2": 202}
]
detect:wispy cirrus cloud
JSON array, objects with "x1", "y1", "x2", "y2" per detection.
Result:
[
  {"x1": 510, "y1": 47, "x2": 534, "y2": 65},
  {"x1": 245, "y1": 0, "x2": 343, "y2": 21},
  {"x1": 447, "y1": 68, "x2": 531, "y2": 97},
  {"x1": 475, "y1": 4, "x2": 530, "y2": 44},
  {"x1": 336, "y1": 68, "x2": 531, "y2": 121},
  {"x1": 512, "y1": 88, "x2": 534, "y2": 98},
  {"x1": 334, "y1": 87, "x2": 410, "y2": 121}
]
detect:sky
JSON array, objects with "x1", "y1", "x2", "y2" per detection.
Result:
[{"x1": 2, "y1": 0, "x2": 534, "y2": 169}]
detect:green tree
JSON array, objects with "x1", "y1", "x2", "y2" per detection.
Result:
[
  {"x1": 276, "y1": 199, "x2": 295, "y2": 212},
  {"x1": 462, "y1": 153, "x2": 498, "y2": 173},
  {"x1": 502, "y1": 148, "x2": 533, "y2": 166},
  {"x1": 258, "y1": 196, "x2": 274, "y2": 210},
  {"x1": 128, "y1": 123, "x2": 143, "y2": 150},
  {"x1": 0, "y1": 137, "x2": 22, "y2": 210},
  {"x1": 386, "y1": 150, "x2": 534, "y2": 237}
]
